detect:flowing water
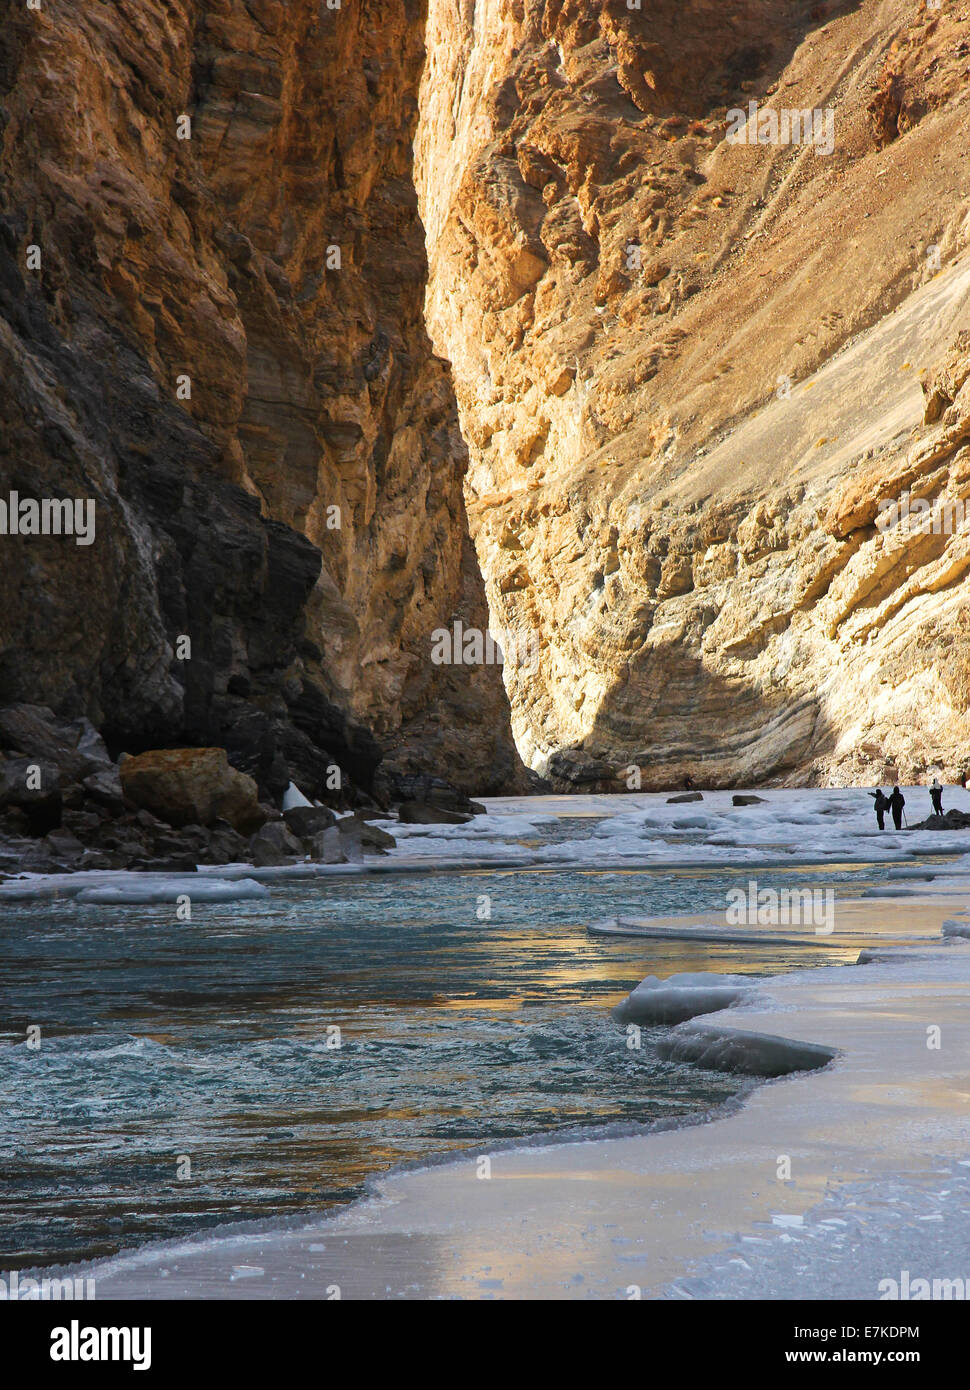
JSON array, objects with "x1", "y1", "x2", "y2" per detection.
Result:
[{"x1": 0, "y1": 812, "x2": 914, "y2": 1268}]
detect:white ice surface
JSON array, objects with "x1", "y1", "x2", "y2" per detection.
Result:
[
  {"x1": 74, "y1": 877, "x2": 268, "y2": 904},
  {"x1": 281, "y1": 782, "x2": 312, "y2": 810},
  {"x1": 5, "y1": 786, "x2": 969, "y2": 896}
]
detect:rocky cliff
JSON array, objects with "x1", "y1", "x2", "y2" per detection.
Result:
[
  {"x1": 4, "y1": 0, "x2": 970, "y2": 803},
  {"x1": 0, "y1": 0, "x2": 523, "y2": 801},
  {"x1": 416, "y1": 0, "x2": 970, "y2": 788}
]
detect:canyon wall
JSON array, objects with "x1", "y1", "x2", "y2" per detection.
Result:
[
  {"x1": 4, "y1": 0, "x2": 970, "y2": 799},
  {"x1": 417, "y1": 0, "x2": 970, "y2": 787},
  {"x1": 0, "y1": 0, "x2": 523, "y2": 799}
]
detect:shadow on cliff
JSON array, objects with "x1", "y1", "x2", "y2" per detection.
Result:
[
  {"x1": 545, "y1": 637, "x2": 842, "y2": 790},
  {"x1": 580, "y1": 0, "x2": 866, "y2": 123},
  {"x1": 0, "y1": 223, "x2": 382, "y2": 800}
]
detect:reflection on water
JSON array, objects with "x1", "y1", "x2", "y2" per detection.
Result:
[{"x1": 0, "y1": 848, "x2": 910, "y2": 1267}]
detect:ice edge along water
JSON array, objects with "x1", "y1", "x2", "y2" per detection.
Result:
[{"x1": 13, "y1": 786, "x2": 970, "y2": 1299}]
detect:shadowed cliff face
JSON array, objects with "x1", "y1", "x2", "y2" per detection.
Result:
[
  {"x1": 416, "y1": 0, "x2": 970, "y2": 788},
  {"x1": 0, "y1": 0, "x2": 523, "y2": 796}
]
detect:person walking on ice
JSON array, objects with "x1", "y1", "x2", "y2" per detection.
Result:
[
  {"x1": 889, "y1": 784, "x2": 906, "y2": 830},
  {"x1": 868, "y1": 788, "x2": 889, "y2": 829},
  {"x1": 929, "y1": 778, "x2": 944, "y2": 816}
]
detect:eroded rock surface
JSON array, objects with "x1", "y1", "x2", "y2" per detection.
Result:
[
  {"x1": 5, "y1": 0, "x2": 970, "y2": 797},
  {"x1": 417, "y1": 0, "x2": 970, "y2": 787},
  {"x1": 0, "y1": 0, "x2": 522, "y2": 799}
]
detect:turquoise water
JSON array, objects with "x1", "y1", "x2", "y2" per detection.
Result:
[{"x1": 0, "y1": 834, "x2": 906, "y2": 1268}]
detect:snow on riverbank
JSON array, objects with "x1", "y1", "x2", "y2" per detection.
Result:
[
  {"x1": 4, "y1": 786, "x2": 970, "y2": 898},
  {"x1": 374, "y1": 785, "x2": 970, "y2": 870}
]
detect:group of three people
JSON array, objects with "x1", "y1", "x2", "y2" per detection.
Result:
[{"x1": 869, "y1": 779, "x2": 945, "y2": 830}]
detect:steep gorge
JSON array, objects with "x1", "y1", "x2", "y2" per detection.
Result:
[{"x1": 3, "y1": 0, "x2": 970, "y2": 803}]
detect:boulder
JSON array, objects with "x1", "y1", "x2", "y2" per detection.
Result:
[
  {"x1": 376, "y1": 771, "x2": 481, "y2": 814},
  {"x1": 283, "y1": 805, "x2": 337, "y2": 839},
  {"x1": 397, "y1": 800, "x2": 472, "y2": 825},
  {"x1": 41, "y1": 829, "x2": 86, "y2": 864},
  {"x1": 18, "y1": 828, "x2": 86, "y2": 872},
  {"x1": 81, "y1": 766, "x2": 125, "y2": 814},
  {"x1": 0, "y1": 757, "x2": 63, "y2": 834},
  {"x1": 307, "y1": 826, "x2": 347, "y2": 864},
  {"x1": 338, "y1": 833, "x2": 364, "y2": 863},
  {"x1": 732, "y1": 794, "x2": 767, "y2": 806},
  {"x1": 336, "y1": 814, "x2": 397, "y2": 849},
  {"x1": 667, "y1": 792, "x2": 703, "y2": 803},
  {"x1": 119, "y1": 748, "x2": 265, "y2": 833},
  {"x1": 0, "y1": 704, "x2": 111, "y2": 782},
  {"x1": 206, "y1": 819, "x2": 249, "y2": 865},
  {"x1": 908, "y1": 809, "x2": 970, "y2": 830},
  {"x1": 248, "y1": 820, "x2": 304, "y2": 866}
]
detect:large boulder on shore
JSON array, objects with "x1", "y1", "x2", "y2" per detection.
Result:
[
  {"x1": 0, "y1": 756, "x2": 63, "y2": 834},
  {"x1": 908, "y1": 808, "x2": 970, "y2": 830},
  {"x1": 283, "y1": 805, "x2": 337, "y2": 839},
  {"x1": 0, "y1": 704, "x2": 112, "y2": 782},
  {"x1": 119, "y1": 748, "x2": 265, "y2": 833},
  {"x1": 248, "y1": 820, "x2": 304, "y2": 866},
  {"x1": 307, "y1": 826, "x2": 347, "y2": 864},
  {"x1": 336, "y1": 813, "x2": 396, "y2": 850}
]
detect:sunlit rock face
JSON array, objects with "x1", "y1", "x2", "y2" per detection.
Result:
[
  {"x1": 416, "y1": 0, "x2": 970, "y2": 788},
  {"x1": 0, "y1": 0, "x2": 522, "y2": 795}
]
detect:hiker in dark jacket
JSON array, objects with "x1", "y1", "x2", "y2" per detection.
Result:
[
  {"x1": 868, "y1": 788, "x2": 889, "y2": 830},
  {"x1": 929, "y1": 779, "x2": 944, "y2": 816},
  {"x1": 889, "y1": 785, "x2": 906, "y2": 829}
]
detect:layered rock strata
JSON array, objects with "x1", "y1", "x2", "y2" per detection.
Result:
[{"x1": 417, "y1": 0, "x2": 970, "y2": 787}]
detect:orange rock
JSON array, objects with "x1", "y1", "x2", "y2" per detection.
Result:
[{"x1": 120, "y1": 749, "x2": 264, "y2": 833}]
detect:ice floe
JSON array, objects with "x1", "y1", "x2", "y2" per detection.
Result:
[
  {"x1": 613, "y1": 972, "x2": 753, "y2": 1025},
  {"x1": 75, "y1": 877, "x2": 269, "y2": 905},
  {"x1": 656, "y1": 1022, "x2": 838, "y2": 1077},
  {"x1": 590, "y1": 917, "x2": 834, "y2": 947}
]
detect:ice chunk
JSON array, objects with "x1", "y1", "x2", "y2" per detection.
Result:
[
  {"x1": 75, "y1": 877, "x2": 269, "y2": 904},
  {"x1": 613, "y1": 984, "x2": 747, "y2": 1025},
  {"x1": 589, "y1": 917, "x2": 829, "y2": 947},
  {"x1": 857, "y1": 948, "x2": 950, "y2": 964},
  {"x1": 942, "y1": 919, "x2": 970, "y2": 939},
  {"x1": 657, "y1": 1023, "x2": 837, "y2": 1077},
  {"x1": 282, "y1": 782, "x2": 313, "y2": 810},
  {"x1": 631, "y1": 971, "x2": 750, "y2": 991}
]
